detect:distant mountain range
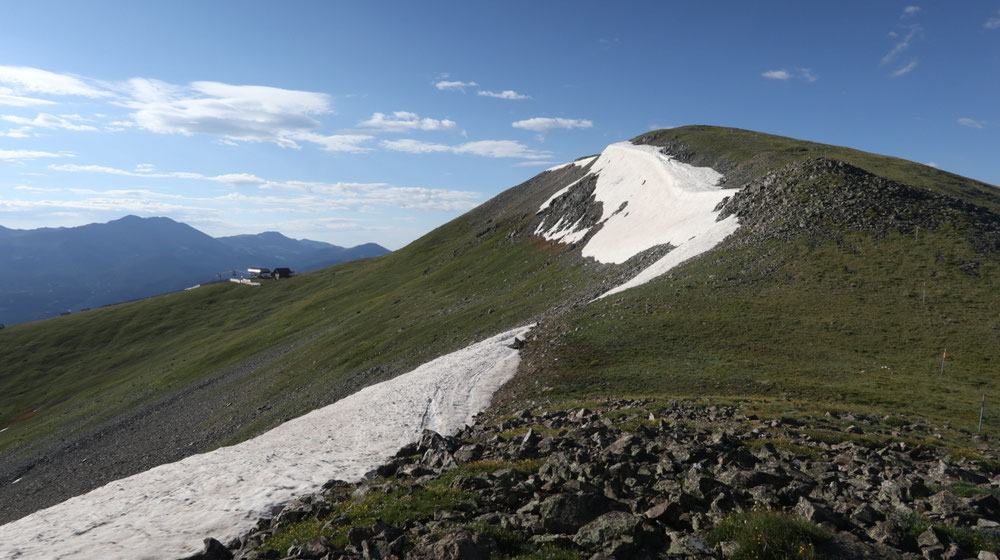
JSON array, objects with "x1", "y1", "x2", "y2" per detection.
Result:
[{"x1": 0, "y1": 215, "x2": 389, "y2": 325}]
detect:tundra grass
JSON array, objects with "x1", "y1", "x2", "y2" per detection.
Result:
[
  {"x1": 505, "y1": 227, "x2": 1000, "y2": 434},
  {"x1": 637, "y1": 126, "x2": 1000, "y2": 214},
  {"x1": 0, "y1": 198, "x2": 604, "y2": 452}
]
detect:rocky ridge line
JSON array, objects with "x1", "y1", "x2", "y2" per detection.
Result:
[{"x1": 189, "y1": 400, "x2": 1000, "y2": 560}]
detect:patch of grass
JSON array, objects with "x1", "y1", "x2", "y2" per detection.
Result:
[
  {"x1": 505, "y1": 545, "x2": 583, "y2": 560},
  {"x1": 707, "y1": 510, "x2": 831, "y2": 560},
  {"x1": 263, "y1": 518, "x2": 325, "y2": 554},
  {"x1": 260, "y1": 459, "x2": 543, "y2": 553},
  {"x1": 746, "y1": 437, "x2": 820, "y2": 460},
  {"x1": 458, "y1": 522, "x2": 582, "y2": 559},
  {"x1": 903, "y1": 513, "x2": 1000, "y2": 554},
  {"x1": 938, "y1": 481, "x2": 996, "y2": 498}
]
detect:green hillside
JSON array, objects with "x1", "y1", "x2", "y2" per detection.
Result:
[
  {"x1": 2, "y1": 125, "x2": 999, "y2": 523},
  {"x1": 0, "y1": 164, "x2": 605, "y2": 454},
  {"x1": 494, "y1": 127, "x2": 1000, "y2": 434}
]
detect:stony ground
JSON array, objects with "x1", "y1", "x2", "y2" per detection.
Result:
[{"x1": 188, "y1": 399, "x2": 1000, "y2": 560}]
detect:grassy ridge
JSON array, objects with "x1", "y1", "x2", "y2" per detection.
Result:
[
  {"x1": 0, "y1": 166, "x2": 605, "y2": 452},
  {"x1": 3, "y1": 124, "x2": 999, "y2": 460},
  {"x1": 635, "y1": 126, "x2": 1000, "y2": 214},
  {"x1": 504, "y1": 227, "x2": 1000, "y2": 432}
]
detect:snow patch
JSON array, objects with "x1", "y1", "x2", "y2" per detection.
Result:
[
  {"x1": 0, "y1": 326, "x2": 532, "y2": 559},
  {"x1": 544, "y1": 155, "x2": 597, "y2": 173},
  {"x1": 537, "y1": 142, "x2": 739, "y2": 294},
  {"x1": 599, "y1": 215, "x2": 739, "y2": 298}
]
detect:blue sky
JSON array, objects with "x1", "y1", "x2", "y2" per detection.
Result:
[{"x1": 0, "y1": 1, "x2": 997, "y2": 249}]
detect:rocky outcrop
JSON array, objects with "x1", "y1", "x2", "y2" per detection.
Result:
[
  {"x1": 717, "y1": 157, "x2": 1000, "y2": 254},
  {"x1": 211, "y1": 400, "x2": 1000, "y2": 560}
]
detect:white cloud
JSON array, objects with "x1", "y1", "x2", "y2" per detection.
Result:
[
  {"x1": 0, "y1": 149, "x2": 72, "y2": 161},
  {"x1": 47, "y1": 161, "x2": 481, "y2": 211},
  {"x1": 958, "y1": 117, "x2": 986, "y2": 129},
  {"x1": 122, "y1": 78, "x2": 334, "y2": 148},
  {"x1": 358, "y1": 111, "x2": 458, "y2": 132},
  {"x1": 14, "y1": 185, "x2": 62, "y2": 192},
  {"x1": 902, "y1": 6, "x2": 921, "y2": 17},
  {"x1": 454, "y1": 140, "x2": 551, "y2": 159},
  {"x1": 762, "y1": 70, "x2": 791, "y2": 80},
  {"x1": 890, "y1": 58, "x2": 919, "y2": 77},
  {"x1": 2, "y1": 113, "x2": 98, "y2": 132},
  {"x1": 434, "y1": 80, "x2": 477, "y2": 91},
  {"x1": 762, "y1": 68, "x2": 817, "y2": 82},
  {"x1": 511, "y1": 118, "x2": 593, "y2": 132},
  {"x1": 288, "y1": 132, "x2": 374, "y2": 153},
  {"x1": 380, "y1": 139, "x2": 451, "y2": 154},
  {"x1": 477, "y1": 90, "x2": 530, "y2": 100},
  {"x1": 0, "y1": 86, "x2": 57, "y2": 107},
  {"x1": 515, "y1": 161, "x2": 558, "y2": 167},
  {"x1": 798, "y1": 68, "x2": 819, "y2": 83},
  {"x1": 882, "y1": 25, "x2": 922, "y2": 65},
  {"x1": 926, "y1": 162, "x2": 938, "y2": 168},
  {"x1": 381, "y1": 138, "x2": 551, "y2": 160},
  {"x1": 1, "y1": 127, "x2": 31, "y2": 138},
  {"x1": 0, "y1": 196, "x2": 208, "y2": 215},
  {"x1": 986, "y1": 10, "x2": 1000, "y2": 29},
  {"x1": 0, "y1": 66, "x2": 110, "y2": 98}
]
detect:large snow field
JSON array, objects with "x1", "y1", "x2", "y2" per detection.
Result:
[
  {"x1": 0, "y1": 326, "x2": 532, "y2": 559},
  {"x1": 536, "y1": 141, "x2": 740, "y2": 294}
]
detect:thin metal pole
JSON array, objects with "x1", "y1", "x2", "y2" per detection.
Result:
[
  {"x1": 940, "y1": 349, "x2": 947, "y2": 376},
  {"x1": 979, "y1": 394, "x2": 986, "y2": 433}
]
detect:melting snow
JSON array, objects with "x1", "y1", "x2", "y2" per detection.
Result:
[
  {"x1": 537, "y1": 142, "x2": 739, "y2": 294},
  {"x1": 0, "y1": 326, "x2": 532, "y2": 559},
  {"x1": 544, "y1": 155, "x2": 598, "y2": 173}
]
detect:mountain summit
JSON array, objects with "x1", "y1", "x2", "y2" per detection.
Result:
[{"x1": 1, "y1": 126, "x2": 998, "y2": 557}]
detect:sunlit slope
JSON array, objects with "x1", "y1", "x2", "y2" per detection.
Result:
[
  {"x1": 636, "y1": 125, "x2": 1000, "y2": 214},
  {"x1": 0, "y1": 163, "x2": 604, "y2": 455},
  {"x1": 497, "y1": 127, "x2": 1000, "y2": 431}
]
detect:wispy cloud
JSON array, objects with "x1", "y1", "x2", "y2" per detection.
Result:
[
  {"x1": 381, "y1": 138, "x2": 552, "y2": 160},
  {"x1": 0, "y1": 197, "x2": 211, "y2": 216},
  {"x1": 477, "y1": 90, "x2": 530, "y2": 100},
  {"x1": 511, "y1": 118, "x2": 593, "y2": 132},
  {"x1": 0, "y1": 86, "x2": 57, "y2": 107},
  {"x1": 0, "y1": 66, "x2": 110, "y2": 99},
  {"x1": 2, "y1": 113, "x2": 98, "y2": 132},
  {"x1": 47, "y1": 161, "x2": 482, "y2": 211},
  {"x1": 986, "y1": 10, "x2": 1000, "y2": 29},
  {"x1": 890, "y1": 59, "x2": 919, "y2": 77},
  {"x1": 121, "y1": 78, "x2": 336, "y2": 149},
  {"x1": 798, "y1": 68, "x2": 819, "y2": 83},
  {"x1": 1, "y1": 126, "x2": 31, "y2": 138},
  {"x1": 902, "y1": 6, "x2": 921, "y2": 18},
  {"x1": 358, "y1": 111, "x2": 457, "y2": 132},
  {"x1": 761, "y1": 68, "x2": 817, "y2": 82},
  {"x1": 288, "y1": 132, "x2": 374, "y2": 153},
  {"x1": 958, "y1": 117, "x2": 986, "y2": 129},
  {"x1": 761, "y1": 70, "x2": 791, "y2": 80},
  {"x1": 0, "y1": 149, "x2": 73, "y2": 161},
  {"x1": 882, "y1": 25, "x2": 922, "y2": 65},
  {"x1": 434, "y1": 80, "x2": 477, "y2": 91}
]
